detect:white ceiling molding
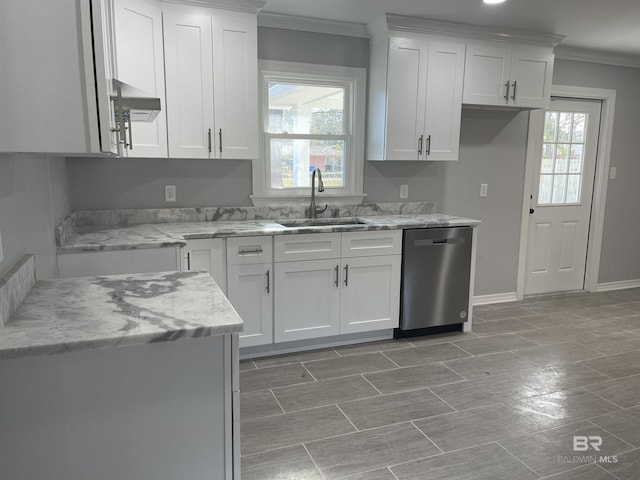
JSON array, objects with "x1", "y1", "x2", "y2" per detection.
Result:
[
  {"x1": 161, "y1": 0, "x2": 265, "y2": 14},
  {"x1": 377, "y1": 14, "x2": 564, "y2": 48},
  {"x1": 258, "y1": 12, "x2": 369, "y2": 38},
  {"x1": 554, "y1": 46, "x2": 640, "y2": 69}
]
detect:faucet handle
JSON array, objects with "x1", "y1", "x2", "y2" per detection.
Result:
[{"x1": 317, "y1": 204, "x2": 328, "y2": 215}]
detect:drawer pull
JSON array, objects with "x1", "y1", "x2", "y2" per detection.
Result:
[
  {"x1": 265, "y1": 269, "x2": 270, "y2": 294},
  {"x1": 344, "y1": 264, "x2": 349, "y2": 286},
  {"x1": 334, "y1": 265, "x2": 339, "y2": 287},
  {"x1": 238, "y1": 248, "x2": 263, "y2": 255}
]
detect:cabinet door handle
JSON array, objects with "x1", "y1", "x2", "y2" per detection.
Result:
[
  {"x1": 219, "y1": 128, "x2": 223, "y2": 153},
  {"x1": 186, "y1": 252, "x2": 191, "y2": 271},
  {"x1": 426, "y1": 134, "x2": 431, "y2": 156},
  {"x1": 344, "y1": 264, "x2": 349, "y2": 286},
  {"x1": 511, "y1": 81, "x2": 517, "y2": 101},
  {"x1": 208, "y1": 128, "x2": 212, "y2": 153},
  {"x1": 265, "y1": 269, "x2": 270, "y2": 294},
  {"x1": 504, "y1": 81, "x2": 511, "y2": 103},
  {"x1": 334, "y1": 265, "x2": 339, "y2": 287},
  {"x1": 417, "y1": 134, "x2": 424, "y2": 156},
  {"x1": 238, "y1": 248, "x2": 263, "y2": 255},
  {"x1": 126, "y1": 113, "x2": 133, "y2": 150}
]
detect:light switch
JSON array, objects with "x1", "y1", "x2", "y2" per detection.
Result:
[
  {"x1": 480, "y1": 184, "x2": 488, "y2": 197},
  {"x1": 400, "y1": 184, "x2": 409, "y2": 199},
  {"x1": 165, "y1": 185, "x2": 177, "y2": 202},
  {"x1": 610, "y1": 167, "x2": 617, "y2": 180}
]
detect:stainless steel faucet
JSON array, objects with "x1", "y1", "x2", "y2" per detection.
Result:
[{"x1": 309, "y1": 167, "x2": 328, "y2": 219}]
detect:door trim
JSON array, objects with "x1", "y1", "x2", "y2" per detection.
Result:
[{"x1": 516, "y1": 85, "x2": 616, "y2": 299}]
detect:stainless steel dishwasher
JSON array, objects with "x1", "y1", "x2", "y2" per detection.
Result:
[{"x1": 396, "y1": 227, "x2": 472, "y2": 337}]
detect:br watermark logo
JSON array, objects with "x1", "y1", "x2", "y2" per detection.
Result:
[{"x1": 557, "y1": 435, "x2": 618, "y2": 465}]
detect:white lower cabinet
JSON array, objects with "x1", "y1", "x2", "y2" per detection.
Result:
[
  {"x1": 226, "y1": 236, "x2": 273, "y2": 348},
  {"x1": 227, "y1": 263, "x2": 273, "y2": 348},
  {"x1": 183, "y1": 238, "x2": 227, "y2": 293},
  {"x1": 340, "y1": 255, "x2": 401, "y2": 334},
  {"x1": 274, "y1": 259, "x2": 341, "y2": 343},
  {"x1": 273, "y1": 231, "x2": 402, "y2": 343}
]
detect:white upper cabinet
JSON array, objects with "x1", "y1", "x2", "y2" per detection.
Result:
[
  {"x1": 0, "y1": 0, "x2": 118, "y2": 155},
  {"x1": 163, "y1": 5, "x2": 258, "y2": 159},
  {"x1": 368, "y1": 28, "x2": 465, "y2": 161},
  {"x1": 463, "y1": 44, "x2": 554, "y2": 109},
  {"x1": 112, "y1": 0, "x2": 168, "y2": 157}
]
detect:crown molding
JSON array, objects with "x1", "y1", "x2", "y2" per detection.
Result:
[
  {"x1": 258, "y1": 12, "x2": 369, "y2": 38},
  {"x1": 371, "y1": 14, "x2": 564, "y2": 48},
  {"x1": 161, "y1": 0, "x2": 265, "y2": 14},
  {"x1": 554, "y1": 46, "x2": 640, "y2": 69}
]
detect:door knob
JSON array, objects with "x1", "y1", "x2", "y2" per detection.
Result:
[{"x1": 529, "y1": 208, "x2": 535, "y2": 214}]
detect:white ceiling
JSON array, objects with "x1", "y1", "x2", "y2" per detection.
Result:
[{"x1": 261, "y1": 0, "x2": 640, "y2": 59}]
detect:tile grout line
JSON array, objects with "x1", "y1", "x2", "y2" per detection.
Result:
[
  {"x1": 300, "y1": 361, "x2": 319, "y2": 382},
  {"x1": 301, "y1": 443, "x2": 328, "y2": 480},
  {"x1": 409, "y1": 421, "x2": 445, "y2": 455},
  {"x1": 359, "y1": 373, "x2": 385, "y2": 396},
  {"x1": 334, "y1": 404, "x2": 360, "y2": 432},
  {"x1": 576, "y1": 386, "x2": 628, "y2": 410},
  {"x1": 494, "y1": 440, "x2": 544, "y2": 478},
  {"x1": 585, "y1": 418, "x2": 639, "y2": 450},
  {"x1": 268, "y1": 388, "x2": 287, "y2": 415},
  {"x1": 593, "y1": 460, "x2": 624, "y2": 480},
  {"x1": 426, "y1": 386, "x2": 459, "y2": 413}
]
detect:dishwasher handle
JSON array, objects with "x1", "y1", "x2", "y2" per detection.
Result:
[{"x1": 414, "y1": 237, "x2": 466, "y2": 247}]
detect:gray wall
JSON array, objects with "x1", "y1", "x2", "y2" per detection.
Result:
[
  {"x1": 553, "y1": 59, "x2": 640, "y2": 284},
  {"x1": 0, "y1": 155, "x2": 69, "y2": 279}
]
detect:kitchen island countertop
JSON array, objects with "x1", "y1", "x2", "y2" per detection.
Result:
[{"x1": 0, "y1": 269, "x2": 243, "y2": 360}]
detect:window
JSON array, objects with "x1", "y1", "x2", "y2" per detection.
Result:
[
  {"x1": 537, "y1": 110, "x2": 588, "y2": 205},
  {"x1": 252, "y1": 61, "x2": 366, "y2": 205}
]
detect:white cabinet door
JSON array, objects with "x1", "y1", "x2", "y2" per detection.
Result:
[
  {"x1": 164, "y1": 9, "x2": 215, "y2": 159},
  {"x1": 423, "y1": 42, "x2": 465, "y2": 161},
  {"x1": 183, "y1": 238, "x2": 227, "y2": 293},
  {"x1": 376, "y1": 36, "x2": 464, "y2": 162},
  {"x1": 384, "y1": 36, "x2": 428, "y2": 160},
  {"x1": 463, "y1": 44, "x2": 511, "y2": 106},
  {"x1": 211, "y1": 10, "x2": 258, "y2": 159},
  {"x1": 274, "y1": 259, "x2": 340, "y2": 342},
  {"x1": 113, "y1": 0, "x2": 168, "y2": 158},
  {"x1": 510, "y1": 49, "x2": 554, "y2": 109},
  {"x1": 340, "y1": 256, "x2": 401, "y2": 334},
  {"x1": 227, "y1": 264, "x2": 273, "y2": 348}
]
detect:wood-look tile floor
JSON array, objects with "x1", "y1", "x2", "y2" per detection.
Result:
[{"x1": 239, "y1": 288, "x2": 640, "y2": 480}]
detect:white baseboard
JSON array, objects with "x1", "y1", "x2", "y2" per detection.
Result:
[
  {"x1": 473, "y1": 292, "x2": 518, "y2": 306},
  {"x1": 597, "y1": 279, "x2": 640, "y2": 292}
]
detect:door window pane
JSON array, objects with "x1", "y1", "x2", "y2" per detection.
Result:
[
  {"x1": 552, "y1": 175, "x2": 568, "y2": 203},
  {"x1": 538, "y1": 175, "x2": 553, "y2": 204},
  {"x1": 538, "y1": 110, "x2": 588, "y2": 205}
]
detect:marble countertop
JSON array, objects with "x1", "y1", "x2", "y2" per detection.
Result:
[
  {"x1": 0, "y1": 270, "x2": 243, "y2": 360},
  {"x1": 58, "y1": 214, "x2": 481, "y2": 254}
]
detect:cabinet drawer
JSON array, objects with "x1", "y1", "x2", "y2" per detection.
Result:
[
  {"x1": 227, "y1": 236, "x2": 272, "y2": 265},
  {"x1": 274, "y1": 233, "x2": 341, "y2": 262},
  {"x1": 341, "y1": 230, "x2": 402, "y2": 258}
]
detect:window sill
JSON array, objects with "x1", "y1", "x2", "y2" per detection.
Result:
[{"x1": 250, "y1": 193, "x2": 367, "y2": 207}]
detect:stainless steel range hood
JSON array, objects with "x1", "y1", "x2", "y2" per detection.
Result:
[{"x1": 111, "y1": 79, "x2": 161, "y2": 122}]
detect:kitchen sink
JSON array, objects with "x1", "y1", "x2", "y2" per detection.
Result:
[{"x1": 277, "y1": 218, "x2": 367, "y2": 228}]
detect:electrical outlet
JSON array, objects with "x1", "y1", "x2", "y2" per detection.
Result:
[
  {"x1": 400, "y1": 184, "x2": 409, "y2": 199},
  {"x1": 480, "y1": 183, "x2": 488, "y2": 197},
  {"x1": 165, "y1": 185, "x2": 177, "y2": 202},
  {"x1": 610, "y1": 167, "x2": 617, "y2": 180},
  {"x1": 0, "y1": 226, "x2": 4, "y2": 263}
]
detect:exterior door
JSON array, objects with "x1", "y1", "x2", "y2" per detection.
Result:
[{"x1": 524, "y1": 98, "x2": 601, "y2": 295}]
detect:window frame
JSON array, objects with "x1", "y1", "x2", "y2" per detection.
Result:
[{"x1": 251, "y1": 60, "x2": 366, "y2": 206}]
